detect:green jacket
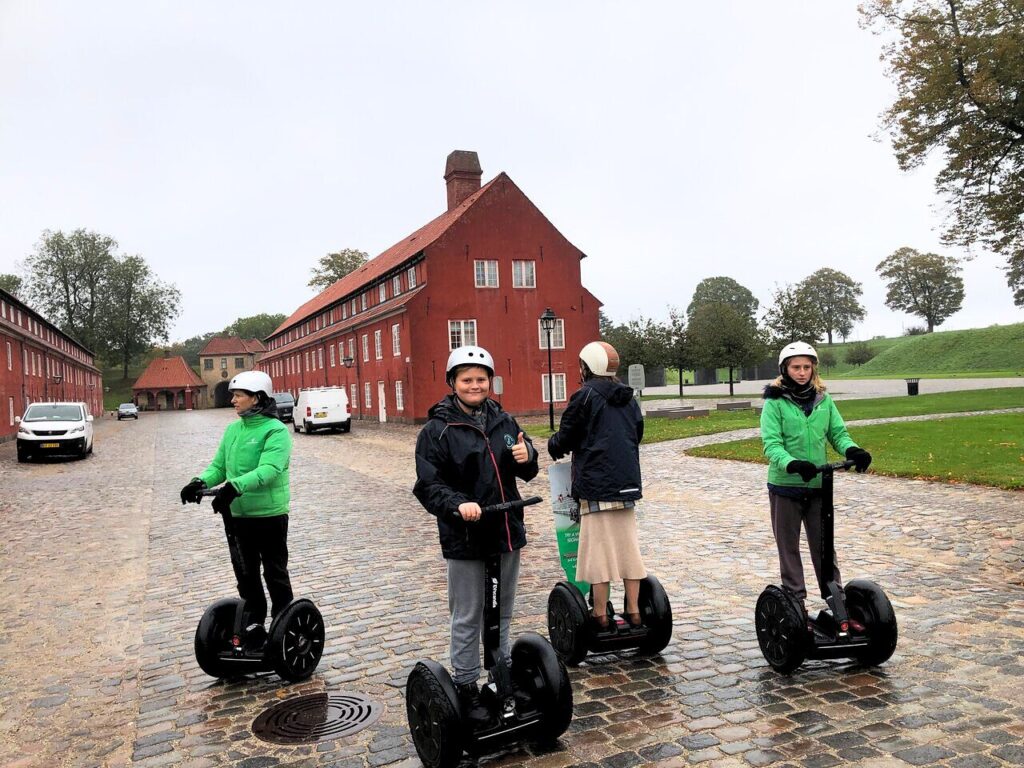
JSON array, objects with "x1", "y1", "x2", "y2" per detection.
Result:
[
  {"x1": 199, "y1": 413, "x2": 292, "y2": 517},
  {"x1": 759, "y1": 387, "x2": 857, "y2": 490}
]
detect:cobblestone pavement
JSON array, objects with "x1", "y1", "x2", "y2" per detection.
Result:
[{"x1": 1, "y1": 409, "x2": 1023, "y2": 768}]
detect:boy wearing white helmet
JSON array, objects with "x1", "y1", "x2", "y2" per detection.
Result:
[
  {"x1": 413, "y1": 345, "x2": 539, "y2": 725},
  {"x1": 547, "y1": 341, "x2": 647, "y2": 631},
  {"x1": 760, "y1": 342, "x2": 872, "y2": 623},
  {"x1": 180, "y1": 370, "x2": 294, "y2": 638}
]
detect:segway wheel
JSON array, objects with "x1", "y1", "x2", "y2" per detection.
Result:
[
  {"x1": 845, "y1": 579, "x2": 898, "y2": 667},
  {"x1": 267, "y1": 599, "x2": 325, "y2": 682},
  {"x1": 755, "y1": 586, "x2": 807, "y2": 674},
  {"x1": 511, "y1": 632, "x2": 573, "y2": 744},
  {"x1": 406, "y1": 661, "x2": 463, "y2": 768},
  {"x1": 636, "y1": 575, "x2": 673, "y2": 655},
  {"x1": 547, "y1": 582, "x2": 590, "y2": 666},
  {"x1": 194, "y1": 598, "x2": 243, "y2": 678}
]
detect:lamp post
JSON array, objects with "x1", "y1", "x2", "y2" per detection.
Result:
[
  {"x1": 53, "y1": 373, "x2": 64, "y2": 401},
  {"x1": 342, "y1": 355, "x2": 355, "y2": 417},
  {"x1": 539, "y1": 307, "x2": 557, "y2": 430}
]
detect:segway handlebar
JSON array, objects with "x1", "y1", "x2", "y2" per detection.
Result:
[
  {"x1": 480, "y1": 495, "x2": 543, "y2": 515},
  {"x1": 815, "y1": 459, "x2": 857, "y2": 473}
]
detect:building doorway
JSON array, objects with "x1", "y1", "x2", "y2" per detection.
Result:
[
  {"x1": 377, "y1": 381, "x2": 386, "y2": 423},
  {"x1": 214, "y1": 381, "x2": 231, "y2": 408}
]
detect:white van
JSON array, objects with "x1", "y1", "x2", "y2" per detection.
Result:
[
  {"x1": 15, "y1": 401, "x2": 94, "y2": 461},
  {"x1": 294, "y1": 387, "x2": 351, "y2": 434}
]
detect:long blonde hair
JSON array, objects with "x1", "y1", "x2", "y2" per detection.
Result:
[{"x1": 772, "y1": 357, "x2": 827, "y2": 393}]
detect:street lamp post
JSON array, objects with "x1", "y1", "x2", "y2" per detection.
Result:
[
  {"x1": 539, "y1": 307, "x2": 557, "y2": 431},
  {"x1": 342, "y1": 355, "x2": 355, "y2": 418},
  {"x1": 53, "y1": 373, "x2": 64, "y2": 401}
]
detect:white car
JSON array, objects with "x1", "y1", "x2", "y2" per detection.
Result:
[
  {"x1": 15, "y1": 401, "x2": 94, "y2": 462},
  {"x1": 294, "y1": 387, "x2": 351, "y2": 434}
]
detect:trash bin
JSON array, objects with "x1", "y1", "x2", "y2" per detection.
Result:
[{"x1": 905, "y1": 378, "x2": 920, "y2": 396}]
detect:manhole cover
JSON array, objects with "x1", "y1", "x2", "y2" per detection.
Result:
[{"x1": 252, "y1": 692, "x2": 382, "y2": 744}]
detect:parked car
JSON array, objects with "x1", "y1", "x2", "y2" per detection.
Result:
[
  {"x1": 15, "y1": 401, "x2": 94, "y2": 462},
  {"x1": 272, "y1": 392, "x2": 295, "y2": 422},
  {"x1": 294, "y1": 387, "x2": 350, "y2": 433},
  {"x1": 117, "y1": 403, "x2": 139, "y2": 420}
]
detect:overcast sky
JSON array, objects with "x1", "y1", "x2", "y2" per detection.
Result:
[{"x1": 1, "y1": 1, "x2": 1019, "y2": 344}]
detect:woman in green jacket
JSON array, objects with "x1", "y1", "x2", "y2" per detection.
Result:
[
  {"x1": 180, "y1": 370, "x2": 293, "y2": 629},
  {"x1": 760, "y1": 342, "x2": 871, "y2": 618}
]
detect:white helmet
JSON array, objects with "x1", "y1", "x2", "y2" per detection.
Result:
[
  {"x1": 778, "y1": 341, "x2": 818, "y2": 372},
  {"x1": 445, "y1": 345, "x2": 494, "y2": 385},
  {"x1": 580, "y1": 341, "x2": 620, "y2": 378},
  {"x1": 228, "y1": 370, "x2": 273, "y2": 398}
]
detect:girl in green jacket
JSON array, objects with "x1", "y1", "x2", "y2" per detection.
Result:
[
  {"x1": 180, "y1": 370, "x2": 293, "y2": 630},
  {"x1": 759, "y1": 342, "x2": 871, "y2": 618}
]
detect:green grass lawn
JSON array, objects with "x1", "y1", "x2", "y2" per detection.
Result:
[{"x1": 686, "y1": 413, "x2": 1024, "y2": 490}]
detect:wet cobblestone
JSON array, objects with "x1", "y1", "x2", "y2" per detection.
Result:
[{"x1": 1, "y1": 408, "x2": 1022, "y2": 767}]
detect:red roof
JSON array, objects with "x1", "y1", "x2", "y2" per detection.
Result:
[
  {"x1": 133, "y1": 356, "x2": 206, "y2": 390},
  {"x1": 199, "y1": 336, "x2": 267, "y2": 355},
  {"x1": 272, "y1": 175, "x2": 503, "y2": 337}
]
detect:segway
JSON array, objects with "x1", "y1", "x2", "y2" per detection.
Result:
[
  {"x1": 193, "y1": 488, "x2": 325, "y2": 682},
  {"x1": 755, "y1": 460, "x2": 898, "y2": 674},
  {"x1": 544, "y1": 463, "x2": 672, "y2": 666},
  {"x1": 405, "y1": 496, "x2": 573, "y2": 768}
]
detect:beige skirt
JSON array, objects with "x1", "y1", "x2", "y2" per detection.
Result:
[{"x1": 576, "y1": 504, "x2": 647, "y2": 583}]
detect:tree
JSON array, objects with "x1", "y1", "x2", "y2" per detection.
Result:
[
  {"x1": 798, "y1": 268, "x2": 866, "y2": 343},
  {"x1": 861, "y1": 0, "x2": 1024, "y2": 306},
  {"x1": 818, "y1": 348, "x2": 837, "y2": 372},
  {"x1": 223, "y1": 313, "x2": 286, "y2": 341},
  {"x1": 844, "y1": 341, "x2": 877, "y2": 366},
  {"x1": 603, "y1": 315, "x2": 670, "y2": 377},
  {"x1": 167, "y1": 332, "x2": 217, "y2": 367},
  {"x1": 688, "y1": 303, "x2": 765, "y2": 395},
  {"x1": 876, "y1": 246, "x2": 965, "y2": 331},
  {"x1": 763, "y1": 284, "x2": 823, "y2": 347},
  {"x1": 104, "y1": 256, "x2": 182, "y2": 379},
  {"x1": 23, "y1": 229, "x2": 118, "y2": 354},
  {"x1": 308, "y1": 248, "x2": 369, "y2": 291},
  {"x1": 686, "y1": 276, "x2": 759, "y2": 322},
  {"x1": 666, "y1": 307, "x2": 697, "y2": 396},
  {"x1": 0, "y1": 273, "x2": 23, "y2": 297}
]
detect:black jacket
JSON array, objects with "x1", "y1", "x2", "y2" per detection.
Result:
[
  {"x1": 547, "y1": 377, "x2": 644, "y2": 502},
  {"x1": 413, "y1": 395, "x2": 539, "y2": 559}
]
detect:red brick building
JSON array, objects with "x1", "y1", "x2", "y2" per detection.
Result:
[
  {"x1": 132, "y1": 355, "x2": 207, "y2": 410},
  {"x1": 258, "y1": 151, "x2": 601, "y2": 423},
  {"x1": 1, "y1": 288, "x2": 104, "y2": 442}
]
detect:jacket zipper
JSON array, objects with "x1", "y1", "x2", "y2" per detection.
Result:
[{"x1": 447, "y1": 421, "x2": 512, "y2": 551}]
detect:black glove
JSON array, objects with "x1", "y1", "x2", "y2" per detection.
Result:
[
  {"x1": 211, "y1": 483, "x2": 240, "y2": 515},
  {"x1": 846, "y1": 446, "x2": 872, "y2": 473},
  {"x1": 786, "y1": 460, "x2": 818, "y2": 483},
  {"x1": 180, "y1": 479, "x2": 206, "y2": 505}
]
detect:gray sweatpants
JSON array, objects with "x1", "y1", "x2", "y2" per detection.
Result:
[
  {"x1": 446, "y1": 550, "x2": 521, "y2": 686},
  {"x1": 769, "y1": 492, "x2": 841, "y2": 602}
]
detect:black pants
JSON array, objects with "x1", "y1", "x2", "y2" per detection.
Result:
[
  {"x1": 223, "y1": 514, "x2": 293, "y2": 625},
  {"x1": 769, "y1": 492, "x2": 841, "y2": 602}
]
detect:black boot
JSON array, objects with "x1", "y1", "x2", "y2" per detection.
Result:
[{"x1": 456, "y1": 682, "x2": 491, "y2": 727}]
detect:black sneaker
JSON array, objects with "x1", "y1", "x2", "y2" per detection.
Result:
[{"x1": 456, "y1": 682, "x2": 491, "y2": 727}]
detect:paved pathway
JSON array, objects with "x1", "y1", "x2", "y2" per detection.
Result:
[
  {"x1": 1, "y1": 408, "x2": 1022, "y2": 768},
  {"x1": 642, "y1": 378, "x2": 1024, "y2": 401}
]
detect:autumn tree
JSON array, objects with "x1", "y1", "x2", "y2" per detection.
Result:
[
  {"x1": 688, "y1": 303, "x2": 765, "y2": 396},
  {"x1": 308, "y1": 248, "x2": 369, "y2": 291},
  {"x1": 763, "y1": 284, "x2": 823, "y2": 347},
  {"x1": 798, "y1": 268, "x2": 866, "y2": 343},
  {"x1": 876, "y1": 246, "x2": 965, "y2": 331},
  {"x1": 686, "y1": 276, "x2": 759, "y2": 322},
  {"x1": 861, "y1": 0, "x2": 1024, "y2": 306}
]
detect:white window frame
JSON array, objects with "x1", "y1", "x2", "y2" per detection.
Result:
[
  {"x1": 351, "y1": 298, "x2": 357, "y2": 315},
  {"x1": 330, "y1": 345, "x2": 336, "y2": 367},
  {"x1": 350, "y1": 383, "x2": 357, "y2": 409},
  {"x1": 407, "y1": 266, "x2": 417, "y2": 289},
  {"x1": 342, "y1": 304, "x2": 348, "y2": 320},
  {"x1": 304, "y1": 351, "x2": 310, "y2": 371},
  {"x1": 9, "y1": 396, "x2": 14, "y2": 426},
  {"x1": 361, "y1": 334, "x2": 369, "y2": 362},
  {"x1": 395, "y1": 380, "x2": 404, "y2": 410},
  {"x1": 361, "y1": 293, "x2": 368, "y2": 311},
  {"x1": 318, "y1": 348, "x2": 324, "y2": 369},
  {"x1": 374, "y1": 329, "x2": 383, "y2": 360},
  {"x1": 512, "y1": 260, "x2": 536, "y2": 288},
  {"x1": 379, "y1": 283, "x2": 387, "y2": 303},
  {"x1": 392, "y1": 323, "x2": 401, "y2": 356},
  {"x1": 474, "y1": 259, "x2": 499, "y2": 288},
  {"x1": 542, "y1": 373, "x2": 568, "y2": 403},
  {"x1": 392, "y1": 275, "x2": 401, "y2": 296},
  {"x1": 448, "y1": 320, "x2": 477, "y2": 350},
  {"x1": 348, "y1": 338, "x2": 355, "y2": 360},
  {"x1": 538, "y1": 318, "x2": 565, "y2": 349},
  {"x1": 364, "y1": 381, "x2": 372, "y2": 408},
  {"x1": 6, "y1": 341, "x2": 11, "y2": 371}
]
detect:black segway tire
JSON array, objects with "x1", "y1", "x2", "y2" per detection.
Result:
[
  {"x1": 845, "y1": 579, "x2": 898, "y2": 667},
  {"x1": 267, "y1": 598, "x2": 325, "y2": 681},
  {"x1": 406, "y1": 660, "x2": 464, "y2": 768},
  {"x1": 547, "y1": 582, "x2": 590, "y2": 666},
  {"x1": 511, "y1": 632, "x2": 573, "y2": 744},
  {"x1": 195, "y1": 597, "x2": 243, "y2": 678},
  {"x1": 755, "y1": 585, "x2": 808, "y2": 674},
  {"x1": 636, "y1": 575, "x2": 673, "y2": 655}
]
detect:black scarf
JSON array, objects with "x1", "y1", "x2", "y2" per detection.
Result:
[{"x1": 780, "y1": 374, "x2": 816, "y2": 414}]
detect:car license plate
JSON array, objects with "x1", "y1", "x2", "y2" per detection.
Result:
[
  {"x1": 315, "y1": 411, "x2": 327, "y2": 418},
  {"x1": 40, "y1": 442, "x2": 60, "y2": 448}
]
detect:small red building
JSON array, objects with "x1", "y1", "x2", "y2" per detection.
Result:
[
  {"x1": 1, "y1": 288, "x2": 103, "y2": 442},
  {"x1": 132, "y1": 355, "x2": 207, "y2": 410},
  {"x1": 258, "y1": 151, "x2": 601, "y2": 423}
]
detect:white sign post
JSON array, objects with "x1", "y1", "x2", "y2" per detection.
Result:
[{"x1": 627, "y1": 364, "x2": 646, "y2": 397}]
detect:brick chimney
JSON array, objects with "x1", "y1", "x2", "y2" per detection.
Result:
[{"x1": 444, "y1": 150, "x2": 482, "y2": 211}]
